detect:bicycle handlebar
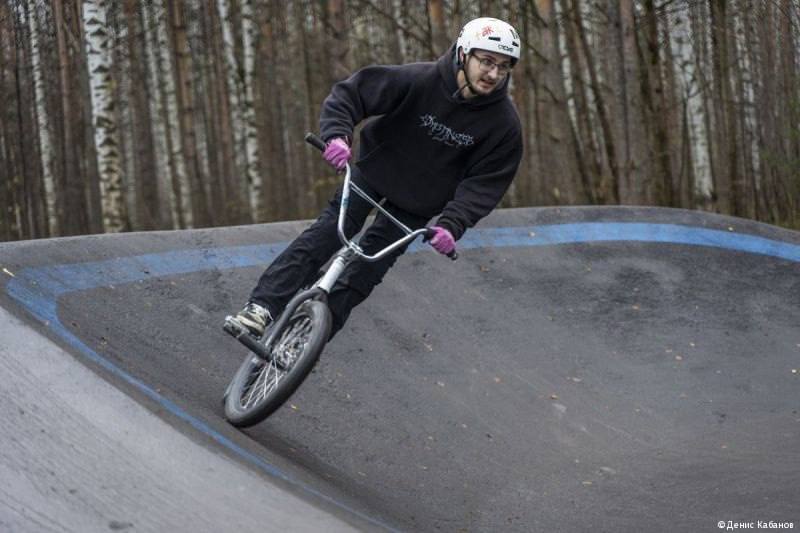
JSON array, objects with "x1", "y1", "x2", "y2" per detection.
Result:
[
  {"x1": 305, "y1": 133, "x2": 458, "y2": 261},
  {"x1": 304, "y1": 132, "x2": 328, "y2": 152}
]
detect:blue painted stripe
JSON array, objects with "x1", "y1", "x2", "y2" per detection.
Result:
[
  {"x1": 9, "y1": 224, "x2": 800, "y2": 301},
  {"x1": 4, "y1": 222, "x2": 799, "y2": 529}
]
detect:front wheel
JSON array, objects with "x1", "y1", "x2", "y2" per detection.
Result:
[{"x1": 224, "y1": 299, "x2": 331, "y2": 427}]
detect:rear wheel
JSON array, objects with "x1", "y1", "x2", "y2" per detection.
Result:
[{"x1": 224, "y1": 300, "x2": 331, "y2": 427}]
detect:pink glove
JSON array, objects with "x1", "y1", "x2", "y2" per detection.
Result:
[
  {"x1": 323, "y1": 138, "x2": 351, "y2": 171},
  {"x1": 428, "y1": 226, "x2": 456, "y2": 255}
]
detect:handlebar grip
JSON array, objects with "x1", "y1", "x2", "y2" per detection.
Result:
[
  {"x1": 305, "y1": 132, "x2": 327, "y2": 152},
  {"x1": 423, "y1": 228, "x2": 458, "y2": 261}
]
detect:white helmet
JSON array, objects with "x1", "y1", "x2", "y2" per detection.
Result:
[{"x1": 456, "y1": 17, "x2": 521, "y2": 65}]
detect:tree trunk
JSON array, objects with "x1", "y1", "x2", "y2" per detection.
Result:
[
  {"x1": 561, "y1": 0, "x2": 604, "y2": 203},
  {"x1": 169, "y1": 1, "x2": 210, "y2": 227},
  {"x1": 778, "y1": 0, "x2": 799, "y2": 226},
  {"x1": 27, "y1": 0, "x2": 58, "y2": 236},
  {"x1": 639, "y1": 0, "x2": 674, "y2": 206},
  {"x1": 0, "y1": 2, "x2": 23, "y2": 240},
  {"x1": 241, "y1": 0, "x2": 264, "y2": 221},
  {"x1": 688, "y1": 1, "x2": 714, "y2": 205},
  {"x1": 258, "y1": 0, "x2": 290, "y2": 221},
  {"x1": 570, "y1": 0, "x2": 620, "y2": 204},
  {"x1": 153, "y1": 0, "x2": 192, "y2": 229},
  {"x1": 217, "y1": 0, "x2": 251, "y2": 222},
  {"x1": 209, "y1": 0, "x2": 244, "y2": 224},
  {"x1": 142, "y1": 0, "x2": 176, "y2": 228},
  {"x1": 14, "y1": 1, "x2": 45, "y2": 239},
  {"x1": 428, "y1": 0, "x2": 448, "y2": 57},
  {"x1": 534, "y1": 0, "x2": 586, "y2": 205},
  {"x1": 708, "y1": 0, "x2": 739, "y2": 216},
  {"x1": 607, "y1": 0, "x2": 648, "y2": 204},
  {"x1": 392, "y1": 0, "x2": 408, "y2": 62},
  {"x1": 728, "y1": 3, "x2": 755, "y2": 219},
  {"x1": 294, "y1": 0, "x2": 317, "y2": 215},
  {"x1": 83, "y1": 0, "x2": 126, "y2": 232},
  {"x1": 53, "y1": 0, "x2": 89, "y2": 235},
  {"x1": 324, "y1": 0, "x2": 349, "y2": 83},
  {"x1": 122, "y1": 0, "x2": 160, "y2": 230}
]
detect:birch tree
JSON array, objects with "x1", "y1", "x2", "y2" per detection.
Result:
[
  {"x1": 153, "y1": 0, "x2": 192, "y2": 229},
  {"x1": 218, "y1": 0, "x2": 254, "y2": 221},
  {"x1": 142, "y1": 0, "x2": 175, "y2": 228},
  {"x1": 27, "y1": 0, "x2": 57, "y2": 236},
  {"x1": 241, "y1": 0, "x2": 264, "y2": 220},
  {"x1": 142, "y1": 0, "x2": 194, "y2": 229},
  {"x1": 83, "y1": 0, "x2": 126, "y2": 232},
  {"x1": 666, "y1": 8, "x2": 699, "y2": 208}
]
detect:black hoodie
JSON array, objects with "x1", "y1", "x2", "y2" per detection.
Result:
[{"x1": 319, "y1": 45, "x2": 522, "y2": 241}]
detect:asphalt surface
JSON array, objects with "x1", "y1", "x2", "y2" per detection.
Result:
[{"x1": 1, "y1": 206, "x2": 799, "y2": 532}]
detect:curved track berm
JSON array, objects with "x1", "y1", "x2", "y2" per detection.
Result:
[{"x1": 1, "y1": 207, "x2": 798, "y2": 531}]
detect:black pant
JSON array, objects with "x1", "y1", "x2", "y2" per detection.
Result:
[{"x1": 250, "y1": 175, "x2": 429, "y2": 337}]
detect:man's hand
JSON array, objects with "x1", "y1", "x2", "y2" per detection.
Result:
[
  {"x1": 428, "y1": 226, "x2": 456, "y2": 255},
  {"x1": 323, "y1": 138, "x2": 351, "y2": 171}
]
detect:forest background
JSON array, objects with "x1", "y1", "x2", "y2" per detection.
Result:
[{"x1": 1, "y1": 0, "x2": 798, "y2": 241}]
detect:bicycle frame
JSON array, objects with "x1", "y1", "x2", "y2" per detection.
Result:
[
  {"x1": 252, "y1": 158, "x2": 428, "y2": 360},
  {"x1": 316, "y1": 161, "x2": 428, "y2": 291}
]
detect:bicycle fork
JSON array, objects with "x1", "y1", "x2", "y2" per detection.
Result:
[{"x1": 223, "y1": 245, "x2": 356, "y2": 365}]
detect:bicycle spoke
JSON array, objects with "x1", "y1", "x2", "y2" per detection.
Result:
[{"x1": 234, "y1": 312, "x2": 314, "y2": 412}]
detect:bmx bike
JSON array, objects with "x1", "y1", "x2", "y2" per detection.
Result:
[{"x1": 222, "y1": 133, "x2": 456, "y2": 427}]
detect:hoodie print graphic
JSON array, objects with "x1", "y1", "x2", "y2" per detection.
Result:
[{"x1": 419, "y1": 114, "x2": 475, "y2": 147}]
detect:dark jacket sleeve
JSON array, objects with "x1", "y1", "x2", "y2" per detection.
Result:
[
  {"x1": 320, "y1": 64, "x2": 416, "y2": 142},
  {"x1": 436, "y1": 127, "x2": 523, "y2": 241}
]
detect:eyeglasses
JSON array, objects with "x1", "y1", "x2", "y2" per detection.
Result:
[{"x1": 471, "y1": 54, "x2": 513, "y2": 75}]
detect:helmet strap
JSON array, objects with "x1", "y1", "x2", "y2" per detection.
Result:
[{"x1": 454, "y1": 52, "x2": 479, "y2": 98}]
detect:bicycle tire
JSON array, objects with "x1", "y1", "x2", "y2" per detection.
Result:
[{"x1": 224, "y1": 299, "x2": 331, "y2": 427}]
